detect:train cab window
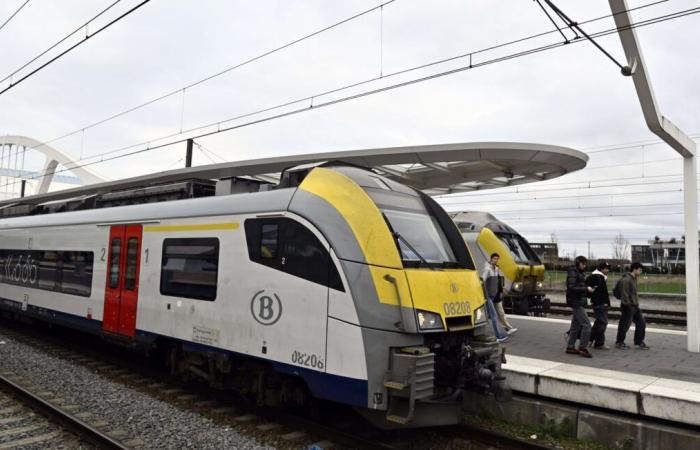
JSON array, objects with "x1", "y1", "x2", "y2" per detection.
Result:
[
  {"x1": 260, "y1": 224, "x2": 278, "y2": 259},
  {"x1": 124, "y1": 238, "x2": 139, "y2": 291},
  {"x1": 160, "y1": 238, "x2": 219, "y2": 301},
  {"x1": 109, "y1": 238, "x2": 121, "y2": 289},
  {"x1": 496, "y1": 233, "x2": 540, "y2": 264},
  {"x1": 244, "y1": 218, "x2": 344, "y2": 291}
]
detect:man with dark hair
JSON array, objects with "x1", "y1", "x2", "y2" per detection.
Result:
[
  {"x1": 615, "y1": 262, "x2": 649, "y2": 350},
  {"x1": 587, "y1": 261, "x2": 611, "y2": 349},
  {"x1": 482, "y1": 253, "x2": 517, "y2": 336},
  {"x1": 565, "y1": 255, "x2": 593, "y2": 358},
  {"x1": 482, "y1": 252, "x2": 508, "y2": 342}
]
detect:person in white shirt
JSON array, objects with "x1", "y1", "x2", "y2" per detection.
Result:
[{"x1": 482, "y1": 253, "x2": 518, "y2": 335}]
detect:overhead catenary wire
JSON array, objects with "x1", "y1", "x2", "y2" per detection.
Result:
[
  {"x1": 1, "y1": 2, "x2": 697, "y2": 192},
  {"x1": 17, "y1": 0, "x2": 397, "y2": 156},
  {"x1": 0, "y1": 1, "x2": 122, "y2": 86},
  {"x1": 0, "y1": 0, "x2": 31, "y2": 34},
  {"x1": 543, "y1": 0, "x2": 630, "y2": 73},
  {"x1": 0, "y1": 0, "x2": 151, "y2": 96},
  {"x1": 11, "y1": 0, "x2": 666, "y2": 163}
]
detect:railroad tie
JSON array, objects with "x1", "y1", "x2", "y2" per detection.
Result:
[{"x1": 0, "y1": 431, "x2": 62, "y2": 449}]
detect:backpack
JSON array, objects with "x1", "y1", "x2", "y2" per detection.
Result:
[{"x1": 612, "y1": 277, "x2": 624, "y2": 300}]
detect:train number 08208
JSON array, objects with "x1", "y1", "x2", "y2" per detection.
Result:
[
  {"x1": 443, "y1": 301, "x2": 470, "y2": 316},
  {"x1": 291, "y1": 350, "x2": 324, "y2": 370}
]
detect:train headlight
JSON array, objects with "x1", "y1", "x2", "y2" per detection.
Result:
[
  {"x1": 474, "y1": 306, "x2": 487, "y2": 323},
  {"x1": 416, "y1": 310, "x2": 444, "y2": 331},
  {"x1": 512, "y1": 282, "x2": 524, "y2": 292},
  {"x1": 536, "y1": 281, "x2": 544, "y2": 290}
]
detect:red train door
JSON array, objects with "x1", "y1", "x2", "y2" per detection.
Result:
[{"x1": 103, "y1": 225, "x2": 143, "y2": 338}]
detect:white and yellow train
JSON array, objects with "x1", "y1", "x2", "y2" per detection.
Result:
[
  {"x1": 451, "y1": 211, "x2": 550, "y2": 315},
  {"x1": 0, "y1": 162, "x2": 505, "y2": 427}
]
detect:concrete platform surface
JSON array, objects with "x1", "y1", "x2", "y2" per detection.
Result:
[
  {"x1": 502, "y1": 315, "x2": 698, "y2": 382},
  {"x1": 501, "y1": 315, "x2": 700, "y2": 426}
]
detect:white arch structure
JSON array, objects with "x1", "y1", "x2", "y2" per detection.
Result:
[{"x1": 0, "y1": 135, "x2": 105, "y2": 198}]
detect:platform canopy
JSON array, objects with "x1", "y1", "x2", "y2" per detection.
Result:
[{"x1": 0, "y1": 141, "x2": 588, "y2": 207}]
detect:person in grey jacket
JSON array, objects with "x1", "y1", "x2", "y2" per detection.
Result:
[
  {"x1": 565, "y1": 256, "x2": 594, "y2": 358},
  {"x1": 482, "y1": 253, "x2": 517, "y2": 335},
  {"x1": 615, "y1": 262, "x2": 649, "y2": 350},
  {"x1": 482, "y1": 253, "x2": 508, "y2": 343}
]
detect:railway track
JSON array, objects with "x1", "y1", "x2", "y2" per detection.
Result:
[
  {"x1": 0, "y1": 372, "x2": 127, "y2": 450},
  {"x1": 548, "y1": 302, "x2": 686, "y2": 326},
  {"x1": 0, "y1": 318, "x2": 560, "y2": 450}
]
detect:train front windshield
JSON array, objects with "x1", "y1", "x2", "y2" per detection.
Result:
[
  {"x1": 383, "y1": 209, "x2": 457, "y2": 265},
  {"x1": 496, "y1": 233, "x2": 540, "y2": 265}
]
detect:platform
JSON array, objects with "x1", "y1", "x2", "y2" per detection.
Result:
[{"x1": 501, "y1": 315, "x2": 700, "y2": 427}]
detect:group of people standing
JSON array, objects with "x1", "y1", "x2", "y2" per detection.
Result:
[
  {"x1": 480, "y1": 252, "x2": 650, "y2": 354},
  {"x1": 565, "y1": 256, "x2": 649, "y2": 358}
]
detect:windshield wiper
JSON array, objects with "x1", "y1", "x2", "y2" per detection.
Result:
[{"x1": 393, "y1": 232, "x2": 435, "y2": 270}]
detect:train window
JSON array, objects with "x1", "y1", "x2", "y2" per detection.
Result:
[
  {"x1": 160, "y1": 238, "x2": 219, "y2": 301},
  {"x1": 383, "y1": 210, "x2": 456, "y2": 265},
  {"x1": 0, "y1": 249, "x2": 94, "y2": 297},
  {"x1": 124, "y1": 238, "x2": 139, "y2": 291},
  {"x1": 38, "y1": 250, "x2": 60, "y2": 291},
  {"x1": 260, "y1": 224, "x2": 278, "y2": 259},
  {"x1": 244, "y1": 218, "x2": 344, "y2": 291},
  {"x1": 109, "y1": 238, "x2": 121, "y2": 289},
  {"x1": 61, "y1": 251, "x2": 94, "y2": 297}
]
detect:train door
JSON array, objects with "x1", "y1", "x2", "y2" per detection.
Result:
[{"x1": 103, "y1": 225, "x2": 143, "y2": 337}]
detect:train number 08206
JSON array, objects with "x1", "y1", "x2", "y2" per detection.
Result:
[
  {"x1": 291, "y1": 350, "x2": 324, "y2": 370},
  {"x1": 443, "y1": 301, "x2": 470, "y2": 316}
]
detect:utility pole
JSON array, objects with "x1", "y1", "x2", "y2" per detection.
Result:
[
  {"x1": 185, "y1": 139, "x2": 193, "y2": 168},
  {"x1": 587, "y1": 240, "x2": 590, "y2": 260},
  {"x1": 609, "y1": 0, "x2": 699, "y2": 352}
]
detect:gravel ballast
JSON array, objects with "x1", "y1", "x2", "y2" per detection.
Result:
[{"x1": 0, "y1": 330, "x2": 273, "y2": 449}]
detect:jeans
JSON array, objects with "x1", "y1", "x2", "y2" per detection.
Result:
[
  {"x1": 485, "y1": 295, "x2": 506, "y2": 339},
  {"x1": 567, "y1": 305, "x2": 591, "y2": 349},
  {"x1": 589, "y1": 305, "x2": 609, "y2": 347},
  {"x1": 616, "y1": 304, "x2": 646, "y2": 345}
]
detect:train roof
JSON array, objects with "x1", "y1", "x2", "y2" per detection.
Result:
[
  {"x1": 0, "y1": 141, "x2": 587, "y2": 220},
  {"x1": 449, "y1": 211, "x2": 519, "y2": 234}
]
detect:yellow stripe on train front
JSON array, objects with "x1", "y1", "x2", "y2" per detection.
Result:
[
  {"x1": 299, "y1": 167, "x2": 408, "y2": 307},
  {"x1": 144, "y1": 223, "x2": 240, "y2": 232},
  {"x1": 298, "y1": 167, "x2": 402, "y2": 269}
]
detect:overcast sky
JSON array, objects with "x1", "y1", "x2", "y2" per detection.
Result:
[{"x1": 1, "y1": 0, "x2": 699, "y2": 258}]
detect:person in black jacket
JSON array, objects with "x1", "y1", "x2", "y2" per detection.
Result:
[
  {"x1": 586, "y1": 261, "x2": 611, "y2": 349},
  {"x1": 565, "y1": 255, "x2": 594, "y2": 358}
]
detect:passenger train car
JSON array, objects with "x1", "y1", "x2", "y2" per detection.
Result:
[
  {"x1": 0, "y1": 163, "x2": 504, "y2": 427},
  {"x1": 450, "y1": 212, "x2": 549, "y2": 315}
]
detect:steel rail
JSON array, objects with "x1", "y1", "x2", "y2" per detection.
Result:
[
  {"x1": 0, "y1": 372, "x2": 130, "y2": 450},
  {"x1": 548, "y1": 302, "x2": 686, "y2": 326}
]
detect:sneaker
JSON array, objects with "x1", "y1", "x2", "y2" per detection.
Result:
[
  {"x1": 497, "y1": 336, "x2": 508, "y2": 343},
  {"x1": 565, "y1": 347, "x2": 579, "y2": 355},
  {"x1": 578, "y1": 348, "x2": 593, "y2": 358},
  {"x1": 636, "y1": 343, "x2": 650, "y2": 350},
  {"x1": 506, "y1": 328, "x2": 518, "y2": 335},
  {"x1": 593, "y1": 345, "x2": 611, "y2": 350},
  {"x1": 615, "y1": 342, "x2": 630, "y2": 350}
]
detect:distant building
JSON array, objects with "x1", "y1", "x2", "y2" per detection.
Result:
[
  {"x1": 632, "y1": 235, "x2": 700, "y2": 270},
  {"x1": 530, "y1": 243, "x2": 558, "y2": 266}
]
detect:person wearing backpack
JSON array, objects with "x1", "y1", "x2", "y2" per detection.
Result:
[
  {"x1": 565, "y1": 255, "x2": 594, "y2": 358},
  {"x1": 586, "y1": 261, "x2": 611, "y2": 349},
  {"x1": 614, "y1": 262, "x2": 649, "y2": 350}
]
